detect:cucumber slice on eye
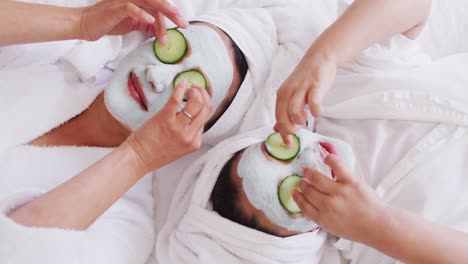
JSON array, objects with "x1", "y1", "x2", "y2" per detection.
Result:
[
  {"x1": 265, "y1": 132, "x2": 300, "y2": 161},
  {"x1": 278, "y1": 175, "x2": 303, "y2": 214},
  {"x1": 173, "y1": 70, "x2": 207, "y2": 89},
  {"x1": 153, "y1": 28, "x2": 188, "y2": 64}
]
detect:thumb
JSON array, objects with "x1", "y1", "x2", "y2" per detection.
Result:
[{"x1": 324, "y1": 155, "x2": 352, "y2": 183}]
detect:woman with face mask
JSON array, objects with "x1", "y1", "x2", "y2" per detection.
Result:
[
  {"x1": 0, "y1": 0, "x2": 188, "y2": 47},
  {"x1": 0, "y1": 18, "x2": 251, "y2": 263},
  {"x1": 155, "y1": 126, "x2": 358, "y2": 263}
]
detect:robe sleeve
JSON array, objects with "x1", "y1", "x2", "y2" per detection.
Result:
[{"x1": 0, "y1": 176, "x2": 154, "y2": 264}]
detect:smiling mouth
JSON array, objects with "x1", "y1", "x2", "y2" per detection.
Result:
[{"x1": 128, "y1": 71, "x2": 149, "y2": 111}]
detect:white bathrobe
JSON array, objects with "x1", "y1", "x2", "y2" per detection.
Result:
[
  {"x1": 0, "y1": 1, "x2": 155, "y2": 263},
  {"x1": 317, "y1": 1, "x2": 468, "y2": 263},
  {"x1": 318, "y1": 54, "x2": 468, "y2": 264}
]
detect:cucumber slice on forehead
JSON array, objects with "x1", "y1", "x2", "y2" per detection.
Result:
[
  {"x1": 173, "y1": 70, "x2": 207, "y2": 89},
  {"x1": 153, "y1": 28, "x2": 188, "y2": 64},
  {"x1": 265, "y1": 132, "x2": 300, "y2": 161},
  {"x1": 278, "y1": 175, "x2": 303, "y2": 214}
]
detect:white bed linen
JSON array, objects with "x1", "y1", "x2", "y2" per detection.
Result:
[
  {"x1": 0, "y1": 146, "x2": 154, "y2": 264},
  {"x1": 318, "y1": 1, "x2": 468, "y2": 263},
  {"x1": 317, "y1": 38, "x2": 468, "y2": 264}
]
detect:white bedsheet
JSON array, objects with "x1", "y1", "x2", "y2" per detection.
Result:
[
  {"x1": 315, "y1": 1, "x2": 468, "y2": 260},
  {"x1": 419, "y1": 0, "x2": 468, "y2": 58}
]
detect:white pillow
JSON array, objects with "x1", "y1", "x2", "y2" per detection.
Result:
[{"x1": 419, "y1": 0, "x2": 468, "y2": 58}]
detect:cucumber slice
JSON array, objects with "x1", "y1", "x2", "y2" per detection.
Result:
[
  {"x1": 153, "y1": 28, "x2": 187, "y2": 64},
  {"x1": 265, "y1": 132, "x2": 300, "y2": 161},
  {"x1": 278, "y1": 175, "x2": 303, "y2": 214},
  {"x1": 173, "y1": 70, "x2": 207, "y2": 89}
]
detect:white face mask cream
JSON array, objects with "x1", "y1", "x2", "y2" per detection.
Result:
[
  {"x1": 237, "y1": 129, "x2": 355, "y2": 233},
  {"x1": 104, "y1": 25, "x2": 234, "y2": 130}
]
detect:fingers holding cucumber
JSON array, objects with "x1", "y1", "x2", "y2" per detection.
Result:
[{"x1": 127, "y1": 80, "x2": 212, "y2": 171}]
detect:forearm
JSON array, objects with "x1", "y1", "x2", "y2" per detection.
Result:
[
  {"x1": 0, "y1": 1, "x2": 83, "y2": 46},
  {"x1": 366, "y1": 206, "x2": 468, "y2": 264},
  {"x1": 306, "y1": 0, "x2": 432, "y2": 66},
  {"x1": 8, "y1": 143, "x2": 150, "y2": 230}
]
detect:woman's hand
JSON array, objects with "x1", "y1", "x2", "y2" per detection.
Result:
[
  {"x1": 125, "y1": 80, "x2": 213, "y2": 174},
  {"x1": 274, "y1": 51, "x2": 337, "y2": 146},
  {"x1": 293, "y1": 154, "x2": 386, "y2": 243},
  {"x1": 79, "y1": 0, "x2": 188, "y2": 42}
]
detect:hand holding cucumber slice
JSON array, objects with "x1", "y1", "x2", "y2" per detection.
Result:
[
  {"x1": 265, "y1": 132, "x2": 300, "y2": 161},
  {"x1": 278, "y1": 175, "x2": 303, "y2": 214},
  {"x1": 173, "y1": 70, "x2": 207, "y2": 89},
  {"x1": 153, "y1": 28, "x2": 187, "y2": 64}
]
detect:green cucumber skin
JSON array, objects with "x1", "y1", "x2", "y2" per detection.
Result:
[
  {"x1": 266, "y1": 133, "x2": 301, "y2": 161},
  {"x1": 173, "y1": 70, "x2": 207, "y2": 89},
  {"x1": 278, "y1": 175, "x2": 303, "y2": 214},
  {"x1": 153, "y1": 28, "x2": 188, "y2": 64}
]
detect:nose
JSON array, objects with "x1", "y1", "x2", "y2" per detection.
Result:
[
  {"x1": 298, "y1": 146, "x2": 322, "y2": 168},
  {"x1": 295, "y1": 144, "x2": 332, "y2": 177},
  {"x1": 146, "y1": 64, "x2": 183, "y2": 93}
]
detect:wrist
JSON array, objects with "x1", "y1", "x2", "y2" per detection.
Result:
[
  {"x1": 69, "y1": 7, "x2": 87, "y2": 40},
  {"x1": 303, "y1": 40, "x2": 339, "y2": 69},
  {"x1": 122, "y1": 136, "x2": 165, "y2": 175},
  {"x1": 118, "y1": 141, "x2": 152, "y2": 178},
  {"x1": 360, "y1": 204, "x2": 396, "y2": 247}
]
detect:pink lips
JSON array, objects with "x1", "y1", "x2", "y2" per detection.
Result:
[
  {"x1": 319, "y1": 142, "x2": 337, "y2": 155},
  {"x1": 128, "y1": 71, "x2": 149, "y2": 111}
]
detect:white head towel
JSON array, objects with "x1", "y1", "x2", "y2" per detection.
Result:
[
  {"x1": 193, "y1": 7, "x2": 278, "y2": 146},
  {"x1": 157, "y1": 126, "x2": 328, "y2": 264}
]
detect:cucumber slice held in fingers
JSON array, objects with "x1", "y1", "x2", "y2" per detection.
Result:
[
  {"x1": 278, "y1": 175, "x2": 303, "y2": 214},
  {"x1": 153, "y1": 28, "x2": 188, "y2": 64},
  {"x1": 265, "y1": 132, "x2": 300, "y2": 161},
  {"x1": 173, "y1": 70, "x2": 207, "y2": 89}
]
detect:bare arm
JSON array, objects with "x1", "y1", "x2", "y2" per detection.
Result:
[
  {"x1": 8, "y1": 143, "x2": 147, "y2": 230},
  {"x1": 275, "y1": 0, "x2": 432, "y2": 143},
  {"x1": 315, "y1": 0, "x2": 432, "y2": 66},
  {"x1": 0, "y1": 1, "x2": 81, "y2": 46},
  {"x1": 8, "y1": 82, "x2": 212, "y2": 230},
  {"x1": 368, "y1": 206, "x2": 468, "y2": 264},
  {"x1": 0, "y1": 0, "x2": 188, "y2": 47},
  {"x1": 294, "y1": 155, "x2": 468, "y2": 264}
]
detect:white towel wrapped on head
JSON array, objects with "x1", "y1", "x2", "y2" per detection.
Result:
[{"x1": 157, "y1": 126, "x2": 328, "y2": 264}]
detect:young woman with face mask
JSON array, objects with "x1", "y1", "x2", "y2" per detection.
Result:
[
  {"x1": 1, "y1": 20, "x2": 248, "y2": 263},
  {"x1": 212, "y1": 129, "x2": 356, "y2": 238}
]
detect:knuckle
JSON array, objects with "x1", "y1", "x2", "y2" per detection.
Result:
[
  {"x1": 168, "y1": 125, "x2": 178, "y2": 134},
  {"x1": 168, "y1": 95, "x2": 179, "y2": 105},
  {"x1": 308, "y1": 80, "x2": 321, "y2": 88},
  {"x1": 290, "y1": 112, "x2": 305, "y2": 124},
  {"x1": 191, "y1": 140, "x2": 202, "y2": 150},
  {"x1": 207, "y1": 101, "x2": 214, "y2": 112},
  {"x1": 125, "y1": 2, "x2": 133, "y2": 12},
  {"x1": 180, "y1": 135, "x2": 192, "y2": 146}
]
